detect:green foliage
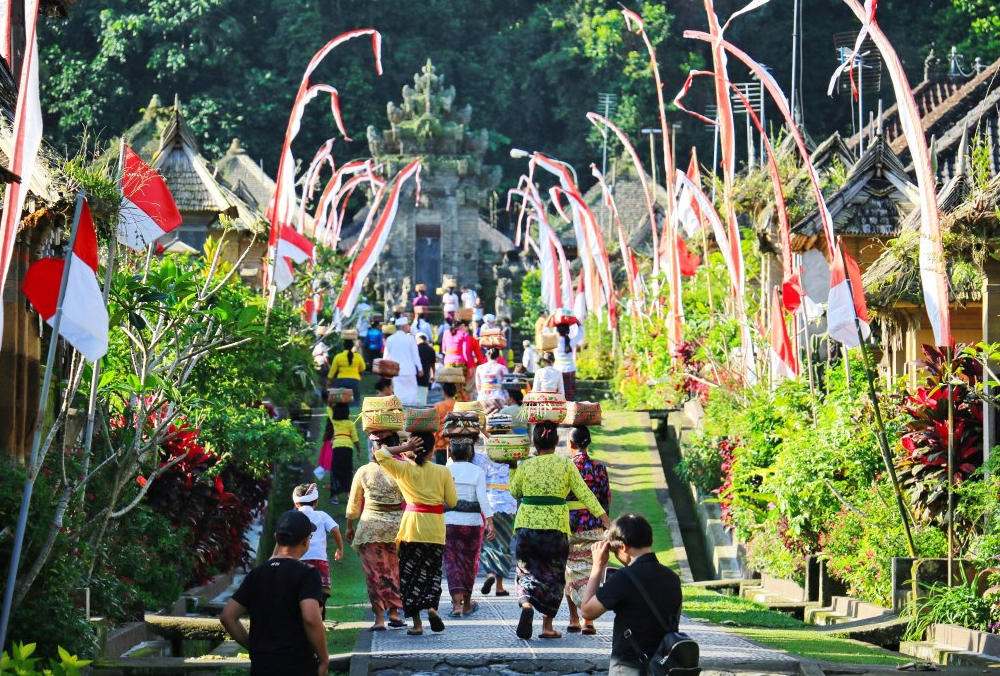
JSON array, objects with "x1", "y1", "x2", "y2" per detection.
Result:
[
  {"x1": 575, "y1": 314, "x2": 614, "y2": 380},
  {"x1": 511, "y1": 269, "x2": 547, "y2": 333},
  {"x1": 196, "y1": 407, "x2": 308, "y2": 479},
  {"x1": 0, "y1": 643, "x2": 90, "y2": 676},
  {"x1": 906, "y1": 569, "x2": 996, "y2": 639}
]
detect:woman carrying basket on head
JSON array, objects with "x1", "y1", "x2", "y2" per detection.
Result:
[
  {"x1": 346, "y1": 434, "x2": 408, "y2": 631},
  {"x1": 374, "y1": 434, "x2": 458, "y2": 635},
  {"x1": 509, "y1": 422, "x2": 609, "y2": 640},
  {"x1": 563, "y1": 425, "x2": 611, "y2": 635},
  {"x1": 327, "y1": 338, "x2": 365, "y2": 407}
]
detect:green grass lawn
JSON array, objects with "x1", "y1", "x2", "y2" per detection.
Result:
[{"x1": 592, "y1": 410, "x2": 908, "y2": 667}]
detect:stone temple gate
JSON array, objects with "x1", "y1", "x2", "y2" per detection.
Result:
[{"x1": 339, "y1": 60, "x2": 511, "y2": 310}]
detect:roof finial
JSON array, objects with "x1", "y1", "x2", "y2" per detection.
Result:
[
  {"x1": 228, "y1": 138, "x2": 244, "y2": 155},
  {"x1": 143, "y1": 94, "x2": 161, "y2": 121},
  {"x1": 956, "y1": 123, "x2": 971, "y2": 177}
]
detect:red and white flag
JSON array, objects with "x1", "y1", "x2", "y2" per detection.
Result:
[
  {"x1": 0, "y1": 0, "x2": 42, "y2": 347},
  {"x1": 677, "y1": 235, "x2": 702, "y2": 277},
  {"x1": 22, "y1": 199, "x2": 108, "y2": 361},
  {"x1": 827, "y1": 243, "x2": 870, "y2": 348},
  {"x1": 769, "y1": 287, "x2": 797, "y2": 382},
  {"x1": 273, "y1": 225, "x2": 315, "y2": 291},
  {"x1": 335, "y1": 159, "x2": 421, "y2": 317},
  {"x1": 118, "y1": 146, "x2": 182, "y2": 251}
]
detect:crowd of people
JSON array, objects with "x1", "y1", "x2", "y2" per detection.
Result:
[{"x1": 224, "y1": 287, "x2": 684, "y2": 676}]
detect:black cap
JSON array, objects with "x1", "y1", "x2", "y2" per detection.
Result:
[{"x1": 275, "y1": 510, "x2": 316, "y2": 541}]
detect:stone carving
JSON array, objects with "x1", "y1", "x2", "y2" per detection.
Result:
[{"x1": 495, "y1": 276, "x2": 514, "y2": 321}]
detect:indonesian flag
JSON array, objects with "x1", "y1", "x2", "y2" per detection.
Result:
[
  {"x1": 677, "y1": 153, "x2": 704, "y2": 238},
  {"x1": 0, "y1": 0, "x2": 42, "y2": 347},
  {"x1": 827, "y1": 243, "x2": 870, "y2": 348},
  {"x1": 782, "y1": 269, "x2": 804, "y2": 314},
  {"x1": 22, "y1": 199, "x2": 108, "y2": 361},
  {"x1": 273, "y1": 224, "x2": 315, "y2": 291},
  {"x1": 118, "y1": 146, "x2": 182, "y2": 251},
  {"x1": 769, "y1": 287, "x2": 797, "y2": 382}
]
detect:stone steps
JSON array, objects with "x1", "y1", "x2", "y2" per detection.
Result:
[{"x1": 898, "y1": 640, "x2": 1000, "y2": 667}]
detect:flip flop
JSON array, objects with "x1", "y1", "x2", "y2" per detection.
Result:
[
  {"x1": 480, "y1": 577, "x2": 495, "y2": 595},
  {"x1": 428, "y1": 614, "x2": 446, "y2": 632},
  {"x1": 582, "y1": 624, "x2": 597, "y2": 635},
  {"x1": 449, "y1": 610, "x2": 463, "y2": 617},
  {"x1": 516, "y1": 606, "x2": 533, "y2": 639},
  {"x1": 539, "y1": 631, "x2": 563, "y2": 639},
  {"x1": 367, "y1": 625, "x2": 387, "y2": 632},
  {"x1": 496, "y1": 590, "x2": 510, "y2": 597},
  {"x1": 566, "y1": 625, "x2": 582, "y2": 633},
  {"x1": 464, "y1": 602, "x2": 480, "y2": 616},
  {"x1": 387, "y1": 619, "x2": 407, "y2": 629},
  {"x1": 406, "y1": 629, "x2": 424, "y2": 636}
]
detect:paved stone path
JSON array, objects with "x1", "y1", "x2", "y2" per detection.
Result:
[{"x1": 351, "y1": 581, "x2": 801, "y2": 675}]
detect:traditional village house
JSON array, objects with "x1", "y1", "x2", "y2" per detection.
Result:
[
  {"x1": 113, "y1": 96, "x2": 267, "y2": 283},
  {"x1": 339, "y1": 60, "x2": 511, "y2": 313}
]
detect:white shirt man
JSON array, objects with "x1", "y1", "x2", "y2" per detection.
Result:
[
  {"x1": 413, "y1": 315, "x2": 434, "y2": 342},
  {"x1": 521, "y1": 340, "x2": 539, "y2": 375},
  {"x1": 383, "y1": 317, "x2": 424, "y2": 405},
  {"x1": 480, "y1": 313, "x2": 499, "y2": 332}
]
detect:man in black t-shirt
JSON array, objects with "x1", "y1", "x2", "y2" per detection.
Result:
[
  {"x1": 415, "y1": 332, "x2": 437, "y2": 405},
  {"x1": 221, "y1": 510, "x2": 329, "y2": 676},
  {"x1": 580, "y1": 513, "x2": 682, "y2": 676}
]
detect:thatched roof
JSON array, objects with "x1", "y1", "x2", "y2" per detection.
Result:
[
  {"x1": 212, "y1": 138, "x2": 275, "y2": 215},
  {"x1": 862, "y1": 160, "x2": 983, "y2": 309}
]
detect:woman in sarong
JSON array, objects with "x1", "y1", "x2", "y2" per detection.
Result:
[
  {"x1": 509, "y1": 422, "x2": 609, "y2": 640},
  {"x1": 345, "y1": 443, "x2": 407, "y2": 631},
  {"x1": 474, "y1": 441, "x2": 518, "y2": 597},
  {"x1": 443, "y1": 438, "x2": 495, "y2": 616},
  {"x1": 563, "y1": 426, "x2": 611, "y2": 635},
  {"x1": 475, "y1": 348, "x2": 510, "y2": 407},
  {"x1": 374, "y1": 433, "x2": 458, "y2": 635}
]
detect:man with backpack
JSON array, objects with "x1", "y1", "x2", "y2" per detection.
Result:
[{"x1": 580, "y1": 513, "x2": 691, "y2": 676}]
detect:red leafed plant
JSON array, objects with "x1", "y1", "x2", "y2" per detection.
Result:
[
  {"x1": 142, "y1": 423, "x2": 270, "y2": 584},
  {"x1": 894, "y1": 345, "x2": 984, "y2": 526},
  {"x1": 674, "y1": 341, "x2": 710, "y2": 402}
]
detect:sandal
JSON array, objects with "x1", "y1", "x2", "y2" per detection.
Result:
[
  {"x1": 464, "y1": 602, "x2": 480, "y2": 616},
  {"x1": 387, "y1": 619, "x2": 407, "y2": 629},
  {"x1": 449, "y1": 609, "x2": 463, "y2": 618},
  {"x1": 368, "y1": 625, "x2": 387, "y2": 632},
  {"x1": 582, "y1": 624, "x2": 597, "y2": 635},
  {"x1": 428, "y1": 614, "x2": 446, "y2": 632},
  {"x1": 481, "y1": 577, "x2": 495, "y2": 595},
  {"x1": 539, "y1": 631, "x2": 563, "y2": 639},
  {"x1": 566, "y1": 625, "x2": 582, "y2": 633},
  {"x1": 406, "y1": 628, "x2": 424, "y2": 636},
  {"x1": 496, "y1": 590, "x2": 510, "y2": 597},
  {"x1": 516, "y1": 606, "x2": 534, "y2": 639}
]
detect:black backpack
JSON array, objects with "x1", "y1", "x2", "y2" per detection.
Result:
[{"x1": 620, "y1": 565, "x2": 701, "y2": 676}]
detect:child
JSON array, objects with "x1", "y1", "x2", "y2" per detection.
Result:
[
  {"x1": 325, "y1": 403, "x2": 362, "y2": 505},
  {"x1": 433, "y1": 383, "x2": 458, "y2": 465},
  {"x1": 293, "y1": 483, "x2": 344, "y2": 620}
]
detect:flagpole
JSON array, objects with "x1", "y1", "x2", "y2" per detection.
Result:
[
  {"x1": 947, "y1": 343, "x2": 955, "y2": 584},
  {"x1": 840, "y1": 245, "x2": 916, "y2": 557},
  {"x1": 800, "y1": 304, "x2": 818, "y2": 426},
  {"x1": 0, "y1": 189, "x2": 86, "y2": 649}
]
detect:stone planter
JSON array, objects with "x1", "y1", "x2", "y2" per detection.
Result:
[
  {"x1": 931, "y1": 623, "x2": 1000, "y2": 659},
  {"x1": 891, "y1": 557, "x2": 981, "y2": 614}
]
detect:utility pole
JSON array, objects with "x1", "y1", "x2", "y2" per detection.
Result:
[{"x1": 640, "y1": 128, "x2": 662, "y2": 189}]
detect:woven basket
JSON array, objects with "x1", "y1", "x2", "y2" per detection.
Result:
[
  {"x1": 486, "y1": 435, "x2": 531, "y2": 462},
  {"x1": 442, "y1": 274, "x2": 457, "y2": 288},
  {"x1": 523, "y1": 391, "x2": 567, "y2": 424},
  {"x1": 480, "y1": 328, "x2": 507, "y2": 349},
  {"x1": 435, "y1": 365, "x2": 467, "y2": 384},
  {"x1": 554, "y1": 309, "x2": 578, "y2": 326},
  {"x1": 327, "y1": 388, "x2": 354, "y2": 405},
  {"x1": 382, "y1": 323, "x2": 397, "y2": 336},
  {"x1": 456, "y1": 307, "x2": 474, "y2": 322},
  {"x1": 502, "y1": 374, "x2": 528, "y2": 392},
  {"x1": 362, "y1": 409, "x2": 404, "y2": 433},
  {"x1": 405, "y1": 406, "x2": 440, "y2": 433},
  {"x1": 486, "y1": 413, "x2": 513, "y2": 433},
  {"x1": 537, "y1": 331, "x2": 558, "y2": 352},
  {"x1": 454, "y1": 400, "x2": 486, "y2": 427},
  {"x1": 373, "y1": 359, "x2": 400, "y2": 376},
  {"x1": 362, "y1": 395, "x2": 403, "y2": 413},
  {"x1": 565, "y1": 401, "x2": 602, "y2": 427},
  {"x1": 441, "y1": 410, "x2": 481, "y2": 438},
  {"x1": 341, "y1": 329, "x2": 359, "y2": 341}
]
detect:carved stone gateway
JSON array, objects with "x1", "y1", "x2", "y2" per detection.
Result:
[{"x1": 356, "y1": 60, "x2": 506, "y2": 309}]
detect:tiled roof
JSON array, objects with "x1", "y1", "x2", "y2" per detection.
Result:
[
  {"x1": 582, "y1": 159, "x2": 672, "y2": 258},
  {"x1": 848, "y1": 78, "x2": 966, "y2": 153}
]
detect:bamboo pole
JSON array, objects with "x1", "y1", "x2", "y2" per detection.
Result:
[
  {"x1": 947, "y1": 344, "x2": 955, "y2": 584},
  {"x1": 0, "y1": 190, "x2": 87, "y2": 648}
]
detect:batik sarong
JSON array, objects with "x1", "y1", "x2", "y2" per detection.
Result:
[
  {"x1": 564, "y1": 529, "x2": 605, "y2": 605},
  {"x1": 357, "y1": 542, "x2": 403, "y2": 611},
  {"x1": 479, "y1": 511, "x2": 515, "y2": 578},
  {"x1": 443, "y1": 524, "x2": 484, "y2": 596},
  {"x1": 397, "y1": 541, "x2": 444, "y2": 617},
  {"x1": 515, "y1": 528, "x2": 569, "y2": 617}
]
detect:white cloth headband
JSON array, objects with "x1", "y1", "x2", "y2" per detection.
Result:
[{"x1": 297, "y1": 489, "x2": 320, "y2": 502}]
